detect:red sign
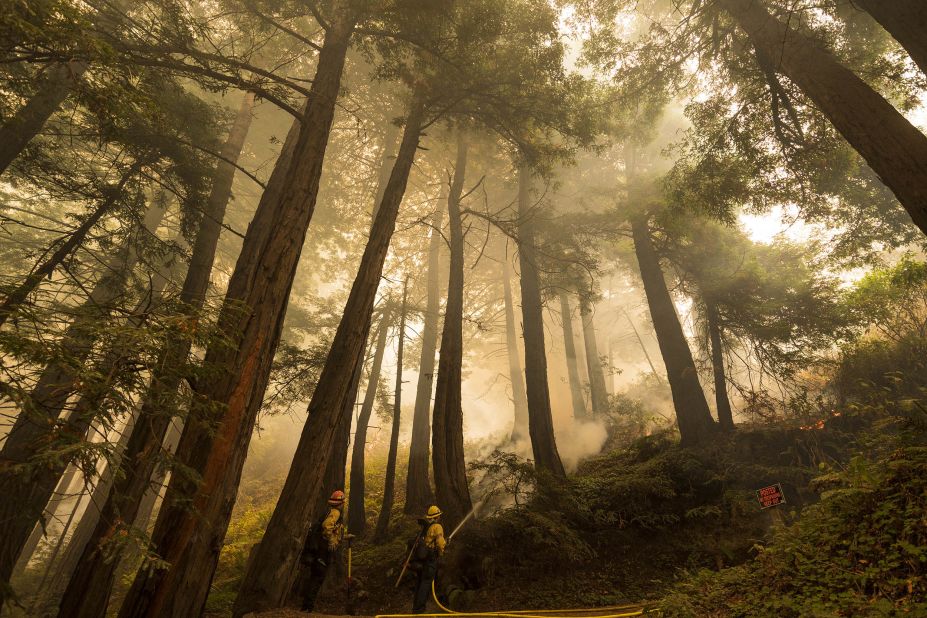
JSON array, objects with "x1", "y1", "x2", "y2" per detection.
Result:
[{"x1": 756, "y1": 484, "x2": 786, "y2": 509}]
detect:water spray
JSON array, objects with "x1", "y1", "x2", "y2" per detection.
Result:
[{"x1": 448, "y1": 499, "x2": 483, "y2": 542}]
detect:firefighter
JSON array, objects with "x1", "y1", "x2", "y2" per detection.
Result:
[
  {"x1": 297, "y1": 490, "x2": 346, "y2": 612},
  {"x1": 412, "y1": 505, "x2": 447, "y2": 614}
]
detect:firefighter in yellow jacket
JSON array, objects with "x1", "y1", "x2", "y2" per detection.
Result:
[
  {"x1": 412, "y1": 505, "x2": 447, "y2": 613},
  {"x1": 297, "y1": 490, "x2": 346, "y2": 611}
]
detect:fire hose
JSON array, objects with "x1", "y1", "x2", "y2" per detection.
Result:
[{"x1": 373, "y1": 580, "x2": 657, "y2": 618}]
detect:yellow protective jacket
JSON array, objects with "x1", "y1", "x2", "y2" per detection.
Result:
[
  {"x1": 321, "y1": 507, "x2": 344, "y2": 550},
  {"x1": 423, "y1": 522, "x2": 446, "y2": 557}
]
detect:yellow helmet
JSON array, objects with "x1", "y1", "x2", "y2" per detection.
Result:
[{"x1": 425, "y1": 505, "x2": 442, "y2": 520}]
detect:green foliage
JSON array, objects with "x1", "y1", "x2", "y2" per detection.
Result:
[
  {"x1": 205, "y1": 500, "x2": 273, "y2": 614},
  {"x1": 665, "y1": 217, "x2": 849, "y2": 388},
  {"x1": 470, "y1": 450, "x2": 537, "y2": 509},
  {"x1": 835, "y1": 256, "x2": 927, "y2": 404},
  {"x1": 662, "y1": 445, "x2": 927, "y2": 617},
  {"x1": 573, "y1": 430, "x2": 814, "y2": 535}
]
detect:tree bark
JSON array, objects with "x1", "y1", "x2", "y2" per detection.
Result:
[
  {"x1": 285, "y1": 345, "x2": 363, "y2": 607},
  {"x1": 0, "y1": 60, "x2": 87, "y2": 176},
  {"x1": 27, "y1": 482, "x2": 89, "y2": 615},
  {"x1": 12, "y1": 464, "x2": 80, "y2": 577},
  {"x1": 856, "y1": 0, "x2": 927, "y2": 78},
  {"x1": 580, "y1": 300, "x2": 609, "y2": 417},
  {"x1": 118, "y1": 14, "x2": 357, "y2": 616},
  {"x1": 26, "y1": 247, "x2": 174, "y2": 611},
  {"x1": 344, "y1": 116, "x2": 406, "y2": 534},
  {"x1": 374, "y1": 278, "x2": 408, "y2": 542},
  {"x1": 112, "y1": 417, "x2": 183, "y2": 593},
  {"x1": 0, "y1": 162, "x2": 142, "y2": 329},
  {"x1": 404, "y1": 204, "x2": 442, "y2": 516},
  {"x1": 0, "y1": 198, "x2": 167, "y2": 604},
  {"x1": 431, "y1": 134, "x2": 473, "y2": 529},
  {"x1": 231, "y1": 87, "x2": 425, "y2": 617},
  {"x1": 630, "y1": 215, "x2": 716, "y2": 446},
  {"x1": 503, "y1": 252, "x2": 530, "y2": 443},
  {"x1": 58, "y1": 91, "x2": 255, "y2": 618},
  {"x1": 558, "y1": 292, "x2": 587, "y2": 421},
  {"x1": 705, "y1": 301, "x2": 734, "y2": 431},
  {"x1": 347, "y1": 312, "x2": 390, "y2": 536},
  {"x1": 719, "y1": 0, "x2": 927, "y2": 237},
  {"x1": 372, "y1": 118, "x2": 401, "y2": 208},
  {"x1": 38, "y1": 413, "x2": 138, "y2": 611},
  {"x1": 516, "y1": 166, "x2": 566, "y2": 478}
]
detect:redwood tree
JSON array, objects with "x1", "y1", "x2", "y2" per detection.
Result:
[
  {"x1": 705, "y1": 299, "x2": 735, "y2": 431},
  {"x1": 347, "y1": 311, "x2": 390, "y2": 536},
  {"x1": 0, "y1": 60, "x2": 87, "y2": 176},
  {"x1": 580, "y1": 299, "x2": 610, "y2": 416},
  {"x1": 57, "y1": 91, "x2": 256, "y2": 618},
  {"x1": 717, "y1": 0, "x2": 927, "y2": 236},
  {"x1": 558, "y1": 291, "x2": 587, "y2": 420},
  {"x1": 404, "y1": 204, "x2": 442, "y2": 515},
  {"x1": 431, "y1": 133, "x2": 474, "y2": 528},
  {"x1": 0, "y1": 160, "x2": 143, "y2": 328},
  {"x1": 118, "y1": 10, "x2": 359, "y2": 616},
  {"x1": 515, "y1": 165, "x2": 566, "y2": 477},
  {"x1": 231, "y1": 87, "x2": 427, "y2": 616},
  {"x1": 854, "y1": 0, "x2": 927, "y2": 78},
  {"x1": 504, "y1": 251, "x2": 531, "y2": 442},
  {"x1": 630, "y1": 214, "x2": 716, "y2": 446},
  {"x1": 0, "y1": 198, "x2": 168, "y2": 602},
  {"x1": 374, "y1": 277, "x2": 408, "y2": 541}
]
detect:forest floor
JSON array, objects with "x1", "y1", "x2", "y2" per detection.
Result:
[
  {"x1": 271, "y1": 423, "x2": 845, "y2": 618},
  {"x1": 218, "y1": 404, "x2": 926, "y2": 617}
]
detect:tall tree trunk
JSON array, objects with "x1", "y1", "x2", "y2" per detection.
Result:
[
  {"x1": 0, "y1": 162, "x2": 142, "y2": 329},
  {"x1": 372, "y1": 119, "x2": 401, "y2": 208},
  {"x1": 404, "y1": 206, "x2": 443, "y2": 516},
  {"x1": 515, "y1": 166, "x2": 566, "y2": 478},
  {"x1": 118, "y1": 14, "x2": 357, "y2": 615},
  {"x1": 231, "y1": 87, "x2": 425, "y2": 617},
  {"x1": 0, "y1": 198, "x2": 167, "y2": 604},
  {"x1": 285, "y1": 344, "x2": 364, "y2": 607},
  {"x1": 580, "y1": 300, "x2": 609, "y2": 416},
  {"x1": 12, "y1": 464, "x2": 80, "y2": 577},
  {"x1": 111, "y1": 417, "x2": 183, "y2": 594},
  {"x1": 705, "y1": 301, "x2": 734, "y2": 431},
  {"x1": 718, "y1": 0, "x2": 927, "y2": 236},
  {"x1": 344, "y1": 116, "x2": 405, "y2": 534},
  {"x1": 856, "y1": 0, "x2": 927, "y2": 78},
  {"x1": 558, "y1": 292, "x2": 587, "y2": 421},
  {"x1": 23, "y1": 246, "x2": 175, "y2": 611},
  {"x1": 503, "y1": 252, "x2": 530, "y2": 443},
  {"x1": 37, "y1": 412, "x2": 137, "y2": 612},
  {"x1": 630, "y1": 215, "x2": 715, "y2": 446},
  {"x1": 431, "y1": 134, "x2": 473, "y2": 530},
  {"x1": 28, "y1": 483, "x2": 89, "y2": 614},
  {"x1": 347, "y1": 312, "x2": 390, "y2": 536},
  {"x1": 0, "y1": 60, "x2": 87, "y2": 176},
  {"x1": 374, "y1": 278, "x2": 407, "y2": 542},
  {"x1": 57, "y1": 91, "x2": 256, "y2": 618}
]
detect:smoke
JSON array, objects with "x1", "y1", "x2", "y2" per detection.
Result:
[{"x1": 555, "y1": 418, "x2": 609, "y2": 473}]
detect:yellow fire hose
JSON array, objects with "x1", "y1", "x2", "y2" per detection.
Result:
[{"x1": 373, "y1": 581, "x2": 655, "y2": 618}]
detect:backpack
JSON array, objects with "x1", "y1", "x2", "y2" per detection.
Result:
[
  {"x1": 304, "y1": 508, "x2": 341, "y2": 557},
  {"x1": 414, "y1": 522, "x2": 439, "y2": 562}
]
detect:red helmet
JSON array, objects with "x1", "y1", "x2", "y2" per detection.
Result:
[{"x1": 328, "y1": 490, "x2": 345, "y2": 506}]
